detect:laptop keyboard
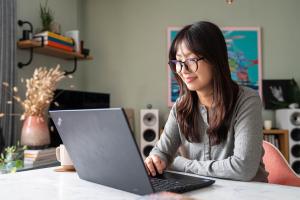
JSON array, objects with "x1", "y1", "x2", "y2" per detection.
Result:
[
  {"x1": 150, "y1": 177, "x2": 199, "y2": 193},
  {"x1": 149, "y1": 171, "x2": 215, "y2": 193}
]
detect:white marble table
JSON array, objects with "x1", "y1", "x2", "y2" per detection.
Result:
[{"x1": 0, "y1": 167, "x2": 299, "y2": 200}]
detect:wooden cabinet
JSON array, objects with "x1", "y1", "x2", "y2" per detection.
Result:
[{"x1": 263, "y1": 129, "x2": 289, "y2": 162}]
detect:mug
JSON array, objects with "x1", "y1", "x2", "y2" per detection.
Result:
[
  {"x1": 264, "y1": 120, "x2": 272, "y2": 130},
  {"x1": 56, "y1": 144, "x2": 74, "y2": 169}
]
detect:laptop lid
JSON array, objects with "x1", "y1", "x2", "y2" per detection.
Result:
[{"x1": 49, "y1": 108, "x2": 154, "y2": 195}]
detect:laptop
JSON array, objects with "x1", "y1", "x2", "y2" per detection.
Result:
[{"x1": 49, "y1": 108, "x2": 215, "y2": 195}]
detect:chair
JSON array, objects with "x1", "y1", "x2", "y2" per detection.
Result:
[{"x1": 262, "y1": 141, "x2": 300, "y2": 187}]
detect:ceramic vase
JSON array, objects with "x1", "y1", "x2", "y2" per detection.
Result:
[{"x1": 21, "y1": 116, "x2": 50, "y2": 148}]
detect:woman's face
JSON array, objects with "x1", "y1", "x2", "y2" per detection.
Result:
[{"x1": 176, "y1": 42, "x2": 213, "y2": 92}]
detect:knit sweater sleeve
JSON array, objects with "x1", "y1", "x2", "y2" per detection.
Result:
[{"x1": 149, "y1": 104, "x2": 181, "y2": 165}]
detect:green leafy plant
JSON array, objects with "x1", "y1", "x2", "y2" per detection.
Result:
[
  {"x1": 40, "y1": 0, "x2": 54, "y2": 31},
  {"x1": 0, "y1": 142, "x2": 27, "y2": 173}
]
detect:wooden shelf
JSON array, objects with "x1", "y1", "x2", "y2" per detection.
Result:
[
  {"x1": 17, "y1": 40, "x2": 93, "y2": 60},
  {"x1": 263, "y1": 129, "x2": 289, "y2": 162}
]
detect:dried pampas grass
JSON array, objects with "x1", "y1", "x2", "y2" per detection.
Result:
[{"x1": 20, "y1": 65, "x2": 65, "y2": 120}]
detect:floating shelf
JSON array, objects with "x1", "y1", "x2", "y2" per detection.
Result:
[{"x1": 17, "y1": 40, "x2": 93, "y2": 60}]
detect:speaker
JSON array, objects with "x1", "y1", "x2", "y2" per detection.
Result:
[
  {"x1": 140, "y1": 109, "x2": 159, "y2": 159},
  {"x1": 276, "y1": 109, "x2": 300, "y2": 174}
]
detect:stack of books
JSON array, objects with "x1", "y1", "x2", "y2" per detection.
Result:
[
  {"x1": 264, "y1": 134, "x2": 280, "y2": 149},
  {"x1": 24, "y1": 148, "x2": 57, "y2": 167},
  {"x1": 34, "y1": 31, "x2": 75, "y2": 52}
]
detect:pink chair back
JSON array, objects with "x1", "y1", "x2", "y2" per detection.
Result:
[{"x1": 263, "y1": 141, "x2": 300, "y2": 187}]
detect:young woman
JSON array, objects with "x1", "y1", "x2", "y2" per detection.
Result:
[{"x1": 144, "y1": 21, "x2": 268, "y2": 182}]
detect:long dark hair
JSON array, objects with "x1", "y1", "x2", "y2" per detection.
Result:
[{"x1": 169, "y1": 21, "x2": 239, "y2": 145}]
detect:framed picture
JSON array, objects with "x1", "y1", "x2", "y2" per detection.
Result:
[
  {"x1": 167, "y1": 26, "x2": 262, "y2": 106},
  {"x1": 262, "y1": 79, "x2": 300, "y2": 110},
  {"x1": 167, "y1": 27, "x2": 182, "y2": 106}
]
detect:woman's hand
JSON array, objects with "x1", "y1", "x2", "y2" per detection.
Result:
[{"x1": 144, "y1": 155, "x2": 166, "y2": 176}]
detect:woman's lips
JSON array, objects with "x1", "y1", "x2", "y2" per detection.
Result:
[{"x1": 185, "y1": 77, "x2": 197, "y2": 83}]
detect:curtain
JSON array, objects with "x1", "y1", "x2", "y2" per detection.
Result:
[{"x1": 0, "y1": 0, "x2": 16, "y2": 149}]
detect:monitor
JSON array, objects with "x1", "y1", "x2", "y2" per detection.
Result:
[{"x1": 48, "y1": 89, "x2": 110, "y2": 147}]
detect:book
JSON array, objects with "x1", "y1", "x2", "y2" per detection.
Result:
[
  {"x1": 41, "y1": 40, "x2": 74, "y2": 52},
  {"x1": 24, "y1": 148, "x2": 56, "y2": 156},
  {"x1": 24, "y1": 148, "x2": 57, "y2": 167},
  {"x1": 24, "y1": 159, "x2": 58, "y2": 167},
  {"x1": 34, "y1": 36, "x2": 74, "y2": 47},
  {"x1": 24, "y1": 153, "x2": 56, "y2": 161},
  {"x1": 35, "y1": 31, "x2": 73, "y2": 44},
  {"x1": 24, "y1": 148, "x2": 56, "y2": 159}
]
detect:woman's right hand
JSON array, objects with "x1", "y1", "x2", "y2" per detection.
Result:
[{"x1": 144, "y1": 155, "x2": 166, "y2": 176}]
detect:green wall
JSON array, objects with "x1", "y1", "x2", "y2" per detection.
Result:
[
  {"x1": 81, "y1": 0, "x2": 300, "y2": 141},
  {"x1": 16, "y1": 0, "x2": 300, "y2": 143},
  {"x1": 17, "y1": 0, "x2": 85, "y2": 90},
  {"x1": 15, "y1": 0, "x2": 84, "y2": 139}
]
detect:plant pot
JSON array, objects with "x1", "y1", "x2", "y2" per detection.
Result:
[{"x1": 21, "y1": 116, "x2": 50, "y2": 148}]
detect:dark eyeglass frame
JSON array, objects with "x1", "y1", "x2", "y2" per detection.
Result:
[{"x1": 168, "y1": 57, "x2": 205, "y2": 73}]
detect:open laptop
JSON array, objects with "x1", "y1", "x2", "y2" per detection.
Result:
[{"x1": 49, "y1": 108, "x2": 215, "y2": 195}]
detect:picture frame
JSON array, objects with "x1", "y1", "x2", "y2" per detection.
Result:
[
  {"x1": 167, "y1": 27, "x2": 182, "y2": 107},
  {"x1": 167, "y1": 26, "x2": 262, "y2": 107},
  {"x1": 262, "y1": 79, "x2": 300, "y2": 110}
]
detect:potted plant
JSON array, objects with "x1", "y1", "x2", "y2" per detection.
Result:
[
  {"x1": 40, "y1": 0, "x2": 54, "y2": 32},
  {"x1": 0, "y1": 142, "x2": 27, "y2": 174},
  {"x1": 1, "y1": 65, "x2": 65, "y2": 148},
  {"x1": 19, "y1": 65, "x2": 65, "y2": 148}
]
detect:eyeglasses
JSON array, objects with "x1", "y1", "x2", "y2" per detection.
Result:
[{"x1": 168, "y1": 57, "x2": 205, "y2": 73}]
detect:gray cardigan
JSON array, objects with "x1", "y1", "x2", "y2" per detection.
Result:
[{"x1": 150, "y1": 86, "x2": 268, "y2": 182}]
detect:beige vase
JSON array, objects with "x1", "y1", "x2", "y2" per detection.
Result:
[{"x1": 21, "y1": 116, "x2": 50, "y2": 148}]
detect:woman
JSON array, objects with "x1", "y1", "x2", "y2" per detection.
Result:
[{"x1": 145, "y1": 21, "x2": 268, "y2": 182}]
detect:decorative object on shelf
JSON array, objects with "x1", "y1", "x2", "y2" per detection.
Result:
[
  {"x1": 21, "y1": 115, "x2": 50, "y2": 148},
  {"x1": 50, "y1": 21, "x2": 61, "y2": 34},
  {"x1": 40, "y1": 0, "x2": 54, "y2": 32},
  {"x1": 65, "y1": 30, "x2": 80, "y2": 52},
  {"x1": 264, "y1": 120, "x2": 272, "y2": 130},
  {"x1": 18, "y1": 20, "x2": 33, "y2": 41},
  {"x1": 20, "y1": 66, "x2": 65, "y2": 148},
  {"x1": 20, "y1": 65, "x2": 65, "y2": 120},
  {"x1": 0, "y1": 142, "x2": 27, "y2": 174},
  {"x1": 262, "y1": 79, "x2": 300, "y2": 109},
  {"x1": 80, "y1": 40, "x2": 90, "y2": 57},
  {"x1": 18, "y1": 65, "x2": 65, "y2": 148}
]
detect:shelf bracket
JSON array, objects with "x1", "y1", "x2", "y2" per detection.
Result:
[
  {"x1": 64, "y1": 58, "x2": 78, "y2": 75},
  {"x1": 17, "y1": 20, "x2": 35, "y2": 68},
  {"x1": 18, "y1": 47, "x2": 34, "y2": 68},
  {"x1": 17, "y1": 36, "x2": 44, "y2": 68}
]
